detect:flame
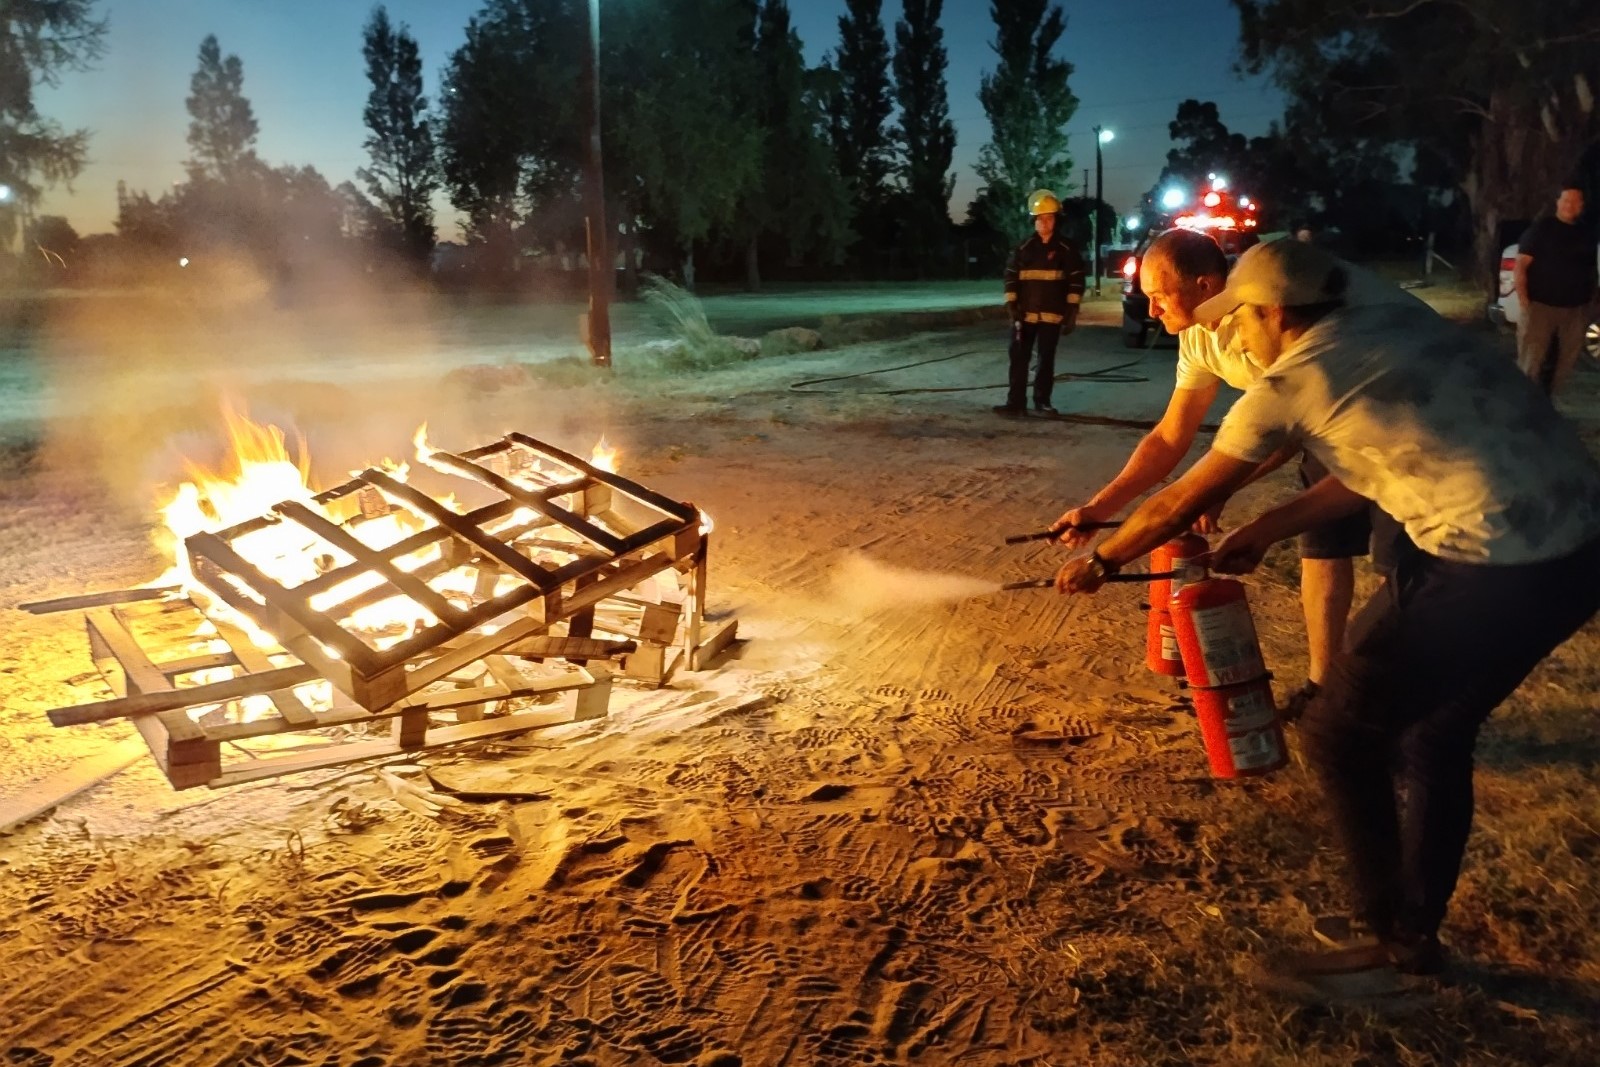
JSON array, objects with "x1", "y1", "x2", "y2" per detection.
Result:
[{"x1": 590, "y1": 436, "x2": 619, "y2": 473}]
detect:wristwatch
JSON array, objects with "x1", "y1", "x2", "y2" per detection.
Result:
[{"x1": 1085, "y1": 550, "x2": 1120, "y2": 581}]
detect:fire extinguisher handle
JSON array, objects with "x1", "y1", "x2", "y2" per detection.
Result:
[
  {"x1": 1003, "y1": 520, "x2": 1123, "y2": 545},
  {"x1": 1000, "y1": 577, "x2": 1056, "y2": 590}
]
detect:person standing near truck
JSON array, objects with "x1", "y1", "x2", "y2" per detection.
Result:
[
  {"x1": 1515, "y1": 184, "x2": 1598, "y2": 396},
  {"x1": 997, "y1": 189, "x2": 1087, "y2": 417}
]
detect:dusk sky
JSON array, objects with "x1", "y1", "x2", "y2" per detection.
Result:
[{"x1": 36, "y1": 0, "x2": 1286, "y2": 237}]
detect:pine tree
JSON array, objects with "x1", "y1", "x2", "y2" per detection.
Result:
[
  {"x1": 357, "y1": 7, "x2": 440, "y2": 268},
  {"x1": 974, "y1": 0, "x2": 1078, "y2": 246},
  {"x1": 828, "y1": 0, "x2": 894, "y2": 253},
  {"x1": 186, "y1": 35, "x2": 259, "y2": 182},
  {"x1": 891, "y1": 0, "x2": 956, "y2": 273},
  {"x1": 0, "y1": 1, "x2": 107, "y2": 250}
]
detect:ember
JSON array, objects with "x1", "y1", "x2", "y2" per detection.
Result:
[{"x1": 24, "y1": 416, "x2": 737, "y2": 789}]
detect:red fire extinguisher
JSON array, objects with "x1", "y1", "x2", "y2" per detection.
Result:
[
  {"x1": 1144, "y1": 533, "x2": 1208, "y2": 678},
  {"x1": 1169, "y1": 577, "x2": 1287, "y2": 778}
]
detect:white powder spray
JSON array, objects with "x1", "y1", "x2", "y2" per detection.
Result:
[{"x1": 826, "y1": 552, "x2": 1001, "y2": 614}]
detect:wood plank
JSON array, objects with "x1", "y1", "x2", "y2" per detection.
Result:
[
  {"x1": 18, "y1": 586, "x2": 183, "y2": 615},
  {"x1": 207, "y1": 619, "x2": 319, "y2": 728},
  {"x1": 0, "y1": 739, "x2": 149, "y2": 832},
  {"x1": 206, "y1": 704, "x2": 587, "y2": 788},
  {"x1": 48, "y1": 663, "x2": 322, "y2": 726}
]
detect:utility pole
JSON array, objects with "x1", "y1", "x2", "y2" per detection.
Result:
[
  {"x1": 1092, "y1": 126, "x2": 1114, "y2": 297},
  {"x1": 582, "y1": 0, "x2": 612, "y2": 369}
]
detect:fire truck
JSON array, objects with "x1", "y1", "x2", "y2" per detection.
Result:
[{"x1": 1120, "y1": 178, "x2": 1262, "y2": 348}]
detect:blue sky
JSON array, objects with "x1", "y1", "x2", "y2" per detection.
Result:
[{"x1": 36, "y1": 0, "x2": 1285, "y2": 236}]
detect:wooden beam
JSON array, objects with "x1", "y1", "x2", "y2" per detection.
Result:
[{"x1": 18, "y1": 586, "x2": 183, "y2": 615}]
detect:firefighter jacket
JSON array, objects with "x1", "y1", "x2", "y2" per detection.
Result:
[{"x1": 1004, "y1": 234, "x2": 1087, "y2": 325}]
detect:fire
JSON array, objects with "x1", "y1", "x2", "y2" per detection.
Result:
[{"x1": 590, "y1": 436, "x2": 619, "y2": 473}]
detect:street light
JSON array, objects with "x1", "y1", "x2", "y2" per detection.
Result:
[
  {"x1": 1092, "y1": 126, "x2": 1114, "y2": 295},
  {"x1": 581, "y1": 0, "x2": 612, "y2": 369}
]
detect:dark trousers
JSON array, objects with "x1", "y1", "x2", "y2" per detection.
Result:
[
  {"x1": 1007, "y1": 321, "x2": 1062, "y2": 408},
  {"x1": 1299, "y1": 534, "x2": 1600, "y2": 939}
]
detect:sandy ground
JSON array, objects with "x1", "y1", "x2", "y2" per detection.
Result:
[{"x1": 3, "y1": 286, "x2": 1600, "y2": 1066}]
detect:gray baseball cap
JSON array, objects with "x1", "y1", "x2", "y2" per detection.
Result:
[{"x1": 1194, "y1": 239, "x2": 1348, "y2": 321}]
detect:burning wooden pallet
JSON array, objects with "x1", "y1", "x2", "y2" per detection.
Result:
[{"x1": 24, "y1": 432, "x2": 737, "y2": 789}]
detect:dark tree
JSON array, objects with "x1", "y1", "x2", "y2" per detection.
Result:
[
  {"x1": 827, "y1": 0, "x2": 894, "y2": 252},
  {"x1": 1234, "y1": 0, "x2": 1600, "y2": 286},
  {"x1": 357, "y1": 6, "x2": 440, "y2": 268},
  {"x1": 604, "y1": 0, "x2": 764, "y2": 288},
  {"x1": 739, "y1": 0, "x2": 850, "y2": 288},
  {"x1": 0, "y1": 1, "x2": 107, "y2": 250},
  {"x1": 891, "y1": 0, "x2": 956, "y2": 274},
  {"x1": 438, "y1": 0, "x2": 583, "y2": 275},
  {"x1": 975, "y1": 0, "x2": 1078, "y2": 246},
  {"x1": 186, "y1": 35, "x2": 259, "y2": 182}
]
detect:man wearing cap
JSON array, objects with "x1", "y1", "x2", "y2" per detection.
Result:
[
  {"x1": 1056, "y1": 239, "x2": 1600, "y2": 978},
  {"x1": 997, "y1": 189, "x2": 1086, "y2": 417},
  {"x1": 1056, "y1": 229, "x2": 1427, "y2": 718}
]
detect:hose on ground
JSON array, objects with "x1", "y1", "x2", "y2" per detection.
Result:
[{"x1": 786, "y1": 348, "x2": 1214, "y2": 432}]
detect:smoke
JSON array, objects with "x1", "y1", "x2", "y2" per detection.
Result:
[{"x1": 825, "y1": 552, "x2": 1001, "y2": 615}]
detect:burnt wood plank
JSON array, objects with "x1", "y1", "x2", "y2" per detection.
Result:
[
  {"x1": 273, "y1": 499, "x2": 463, "y2": 626},
  {"x1": 360, "y1": 469, "x2": 556, "y2": 590},
  {"x1": 427, "y1": 450, "x2": 626, "y2": 554},
  {"x1": 186, "y1": 534, "x2": 377, "y2": 670}
]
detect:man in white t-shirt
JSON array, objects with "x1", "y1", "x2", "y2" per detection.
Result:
[
  {"x1": 1055, "y1": 238, "x2": 1600, "y2": 978},
  {"x1": 1056, "y1": 229, "x2": 1426, "y2": 715}
]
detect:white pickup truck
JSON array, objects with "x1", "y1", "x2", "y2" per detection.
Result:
[{"x1": 1488, "y1": 241, "x2": 1600, "y2": 359}]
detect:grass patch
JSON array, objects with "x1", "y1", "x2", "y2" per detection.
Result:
[{"x1": 638, "y1": 275, "x2": 761, "y2": 373}]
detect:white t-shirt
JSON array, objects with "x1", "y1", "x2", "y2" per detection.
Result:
[
  {"x1": 1173, "y1": 257, "x2": 1430, "y2": 393},
  {"x1": 1213, "y1": 303, "x2": 1600, "y2": 564}
]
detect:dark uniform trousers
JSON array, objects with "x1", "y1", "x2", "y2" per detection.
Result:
[{"x1": 1008, "y1": 321, "x2": 1062, "y2": 409}]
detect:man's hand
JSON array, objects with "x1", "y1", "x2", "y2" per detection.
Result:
[
  {"x1": 1056, "y1": 553, "x2": 1108, "y2": 594},
  {"x1": 1053, "y1": 504, "x2": 1110, "y2": 547},
  {"x1": 1209, "y1": 523, "x2": 1274, "y2": 575},
  {"x1": 1061, "y1": 305, "x2": 1080, "y2": 335},
  {"x1": 1192, "y1": 502, "x2": 1225, "y2": 535}
]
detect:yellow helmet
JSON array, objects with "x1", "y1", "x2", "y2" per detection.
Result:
[{"x1": 1027, "y1": 188, "x2": 1061, "y2": 216}]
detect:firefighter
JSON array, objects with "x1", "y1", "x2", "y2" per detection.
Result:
[
  {"x1": 1056, "y1": 239, "x2": 1600, "y2": 983},
  {"x1": 997, "y1": 189, "x2": 1086, "y2": 416}
]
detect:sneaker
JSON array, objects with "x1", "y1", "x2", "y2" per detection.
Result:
[
  {"x1": 993, "y1": 404, "x2": 1026, "y2": 417},
  {"x1": 1033, "y1": 403, "x2": 1059, "y2": 416},
  {"x1": 1280, "y1": 680, "x2": 1321, "y2": 723}
]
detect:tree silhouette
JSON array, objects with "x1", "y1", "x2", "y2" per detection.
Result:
[{"x1": 357, "y1": 7, "x2": 440, "y2": 270}]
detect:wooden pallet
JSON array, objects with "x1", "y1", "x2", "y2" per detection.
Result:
[
  {"x1": 182, "y1": 432, "x2": 717, "y2": 710},
  {"x1": 24, "y1": 432, "x2": 738, "y2": 789}
]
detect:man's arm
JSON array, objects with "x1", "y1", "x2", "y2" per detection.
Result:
[
  {"x1": 1058, "y1": 448, "x2": 1260, "y2": 592},
  {"x1": 1514, "y1": 253, "x2": 1534, "y2": 309},
  {"x1": 1055, "y1": 381, "x2": 1220, "y2": 543},
  {"x1": 1209, "y1": 475, "x2": 1371, "y2": 574}
]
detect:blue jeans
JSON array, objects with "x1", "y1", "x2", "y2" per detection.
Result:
[{"x1": 1299, "y1": 534, "x2": 1600, "y2": 938}]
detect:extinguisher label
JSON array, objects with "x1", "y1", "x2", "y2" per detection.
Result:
[
  {"x1": 1160, "y1": 624, "x2": 1180, "y2": 661},
  {"x1": 1188, "y1": 602, "x2": 1265, "y2": 687},
  {"x1": 1229, "y1": 729, "x2": 1283, "y2": 771},
  {"x1": 1225, "y1": 687, "x2": 1276, "y2": 732}
]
